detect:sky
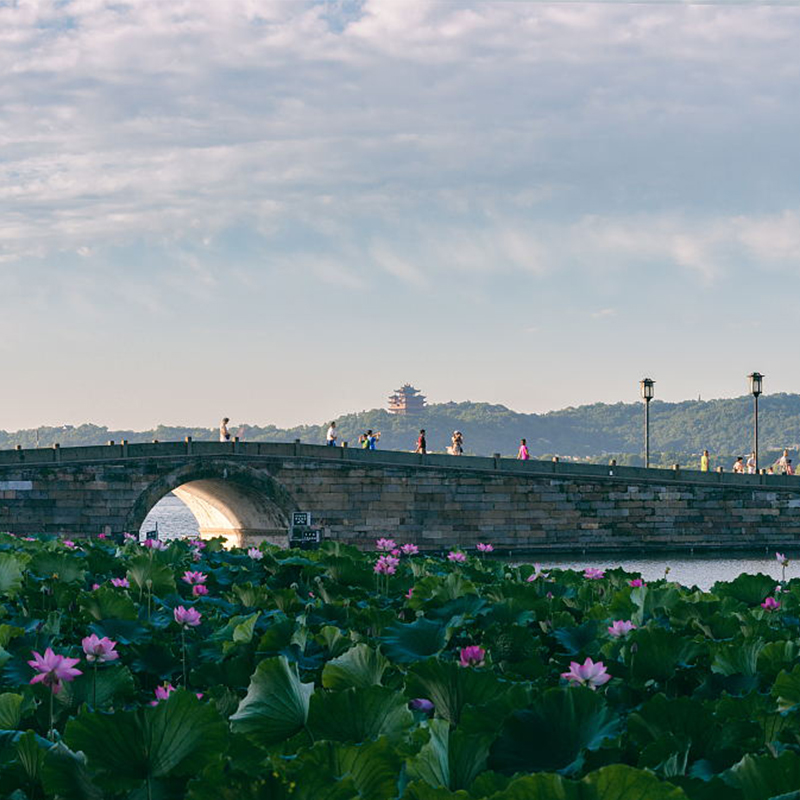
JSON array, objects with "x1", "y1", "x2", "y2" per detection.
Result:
[{"x1": 2, "y1": 0, "x2": 800, "y2": 431}]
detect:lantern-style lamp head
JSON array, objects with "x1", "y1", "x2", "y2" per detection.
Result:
[
  {"x1": 640, "y1": 378, "x2": 655, "y2": 402},
  {"x1": 748, "y1": 372, "x2": 764, "y2": 397}
]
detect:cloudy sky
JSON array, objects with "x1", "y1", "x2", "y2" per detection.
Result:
[{"x1": 2, "y1": 0, "x2": 800, "y2": 431}]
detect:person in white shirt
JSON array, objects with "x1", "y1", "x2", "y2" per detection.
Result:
[
  {"x1": 326, "y1": 421, "x2": 337, "y2": 446},
  {"x1": 746, "y1": 452, "x2": 757, "y2": 474},
  {"x1": 219, "y1": 418, "x2": 230, "y2": 442}
]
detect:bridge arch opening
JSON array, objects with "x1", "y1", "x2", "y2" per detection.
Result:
[{"x1": 129, "y1": 461, "x2": 296, "y2": 548}]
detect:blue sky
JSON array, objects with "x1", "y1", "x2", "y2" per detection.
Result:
[{"x1": 2, "y1": 0, "x2": 800, "y2": 430}]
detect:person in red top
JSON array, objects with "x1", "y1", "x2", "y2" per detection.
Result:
[{"x1": 414, "y1": 430, "x2": 427, "y2": 454}]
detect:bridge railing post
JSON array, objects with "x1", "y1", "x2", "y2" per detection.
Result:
[
  {"x1": 122, "y1": 440, "x2": 129, "y2": 458},
  {"x1": 53, "y1": 443, "x2": 61, "y2": 463}
]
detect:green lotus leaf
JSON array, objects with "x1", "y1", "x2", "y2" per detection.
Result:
[
  {"x1": 88, "y1": 618, "x2": 150, "y2": 645},
  {"x1": 406, "y1": 718, "x2": 491, "y2": 792},
  {"x1": 489, "y1": 687, "x2": 621, "y2": 776},
  {"x1": 405, "y1": 658, "x2": 518, "y2": 726},
  {"x1": 125, "y1": 555, "x2": 176, "y2": 597},
  {"x1": 628, "y1": 627, "x2": 702, "y2": 684},
  {"x1": 380, "y1": 618, "x2": 450, "y2": 664},
  {"x1": 79, "y1": 586, "x2": 138, "y2": 621},
  {"x1": 322, "y1": 643, "x2": 389, "y2": 690},
  {"x1": 0, "y1": 554, "x2": 25, "y2": 596},
  {"x1": 758, "y1": 641, "x2": 800, "y2": 680},
  {"x1": 772, "y1": 664, "x2": 800, "y2": 712},
  {"x1": 57, "y1": 665, "x2": 135, "y2": 710},
  {"x1": 712, "y1": 574, "x2": 775, "y2": 606},
  {"x1": 628, "y1": 695, "x2": 712, "y2": 754},
  {"x1": 723, "y1": 752, "x2": 800, "y2": 800},
  {"x1": 711, "y1": 639, "x2": 764, "y2": 677},
  {"x1": 307, "y1": 685, "x2": 413, "y2": 743},
  {"x1": 229, "y1": 656, "x2": 314, "y2": 747},
  {"x1": 291, "y1": 737, "x2": 402, "y2": 800},
  {"x1": 581, "y1": 764, "x2": 689, "y2": 799},
  {"x1": 41, "y1": 742, "x2": 104, "y2": 800},
  {"x1": 0, "y1": 693, "x2": 27, "y2": 729},
  {"x1": 64, "y1": 689, "x2": 227, "y2": 787},
  {"x1": 553, "y1": 620, "x2": 600, "y2": 655},
  {"x1": 402, "y1": 783, "x2": 472, "y2": 800},
  {"x1": 30, "y1": 551, "x2": 85, "y2": 584}
]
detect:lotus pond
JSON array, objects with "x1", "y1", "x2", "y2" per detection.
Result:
[{"x1": 2, "y1": 535, "x2": 800, "y2": 799}]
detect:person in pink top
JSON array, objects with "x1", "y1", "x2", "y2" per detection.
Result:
[{"x1": 517, "y1": 438, "x2": 530, "y2": 460}]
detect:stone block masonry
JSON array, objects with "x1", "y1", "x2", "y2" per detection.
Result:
[{"x1": 1, "y1": 442, "x2": 800, "y2": 552}]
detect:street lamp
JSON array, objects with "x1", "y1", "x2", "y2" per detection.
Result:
[
  {"x1": 640, "y1": 378, "x2": 655, "y2": 468},
  {"x1": 748, "y1": 372, "x2": 764, "y2": 471}
]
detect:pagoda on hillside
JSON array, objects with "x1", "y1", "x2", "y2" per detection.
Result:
[{"x1": 388, "y1": 384, "x2": 427, "y2": 415}]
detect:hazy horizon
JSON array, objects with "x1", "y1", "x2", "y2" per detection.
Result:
[
  {"x1": 0, "y1": 387, "x2": 786, "y2": 435},
  {"x1": 3, "y1": 1, "x2": 799, "y2": 431}
]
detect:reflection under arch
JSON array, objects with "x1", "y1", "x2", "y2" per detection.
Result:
[{"x1": 128, "y1": 460, "x2": 296, "y2": 548}]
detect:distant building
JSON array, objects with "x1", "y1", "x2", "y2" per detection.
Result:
[{"x1": 388, "y1": 384, "x2": 427, "y2": 415}]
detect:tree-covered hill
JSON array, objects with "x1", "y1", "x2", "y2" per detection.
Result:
[{"x1": 4, "y1": 393, "x2": 800, "y2": 464}]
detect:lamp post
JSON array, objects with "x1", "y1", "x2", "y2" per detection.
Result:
[
  {"x1": 748, "y1": 372, "x2": 764, "y2": 472},
  {"x1": 640, "y1": 378, "x2": 655, "y2": 468}
]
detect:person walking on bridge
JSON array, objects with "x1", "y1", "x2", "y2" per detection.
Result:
[
  {"x1": 414, "y1": 430, "x2": 427, "y2": 454},
  {"x1": 326, "y1": 421, "x2": 337, "y2": 447},
  {"x1": 700, "y1": 450, "x2": 710, "y2": 472},
  {"x1": 517, "y1": 439, "x2": 530, "y2": 460},
  {"x1": 219, "y1": 418, "x2": 231, "y2": 442}
]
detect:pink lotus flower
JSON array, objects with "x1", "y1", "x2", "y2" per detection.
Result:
[
  {"x1": 97, "y1": 533, "x2": 108, "y2": 540},
  {"x1": 22, "y1": 536, "x2": 36, "y2": 541},
  {"x1": 110, "y1": 577, "x2": 130, "y2": 588},
  {"x1": 409, "y1": 698, "x2": 434, "y2": 712},
  {"x1": 561, "y1": 657, "x2": 611, "y2": 689},
  {"x1": 182, "y1": 571, "x2": 207, "y2": 586},
  {"x1": 123, "y1": 533, "x2": 137, "y2": 542},
  {"x1": 143, "y1": 538, "x2": 166, "y2": 550},
  {"x1": 28, "y1": 648, "x2": 82, "y2": 694},
  {"x1": 189, "y1": 539, "x2": 206, "y2": 550},
  {"x1": 607, "y1": 620, "x2": 637, "y2": 638},
  {"x1": 527, "y1": 563, "x2": 550, "y2": 581},
  {"x1": 405, "y1": 587, "x2": 414, "y2": 599},
  {"x1": 376, "y1": 538, "x2": 397, "y2": 552},
  {"x1": 762, "y1": 596, "x2": 781, "y2": 610},
  {"x1": 192, "y1": 584, "x2": 208, "y2": 597},
  {"x1": 476, "y1": 542, "x2": 494, "y2": 553},
  {"x1": 247, "y1": 547, "x2": 264, "y2": 560},
  {"x1": 629, "y1": 578, "x2": 645, "y2": 588},
  {"x1": 584, "y1": 568, "x2": 606, "y2": 580},
  {"x1": 154, "y1": 683, "x2": 175, "y2": 702},
  {"x1": 81, "y1": 634, "x2": 119, "y2": 663},
  {"x1": 174, "y1": 606, "x2": 202, "y2": 627},
  {"x1": 776, "y1": 552, "x2": 789, "y2": 565},
  {"x1": 459, "y1": 646, "x2": 486, "y2": 668},
  {"x1": 63, "y1": 540, "x2": 76, "y2": 549},
  {"x1": 91, "y1": 583, "x2": 100, "y2": 591},
  {"x1": 401, "y1": 543, "x2": 419, "y2": 556},
  {"x1": 374, "y1": 555, "x2": 400, "y2": 575},
  {"x1": 447, "y1": 551, "x2": 467, "y2": 563}
]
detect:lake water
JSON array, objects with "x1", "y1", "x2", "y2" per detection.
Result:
[{"x1": 141, "y1": 494, "x2": 787, "y2": 591}]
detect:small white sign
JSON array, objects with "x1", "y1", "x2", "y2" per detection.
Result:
[
  {"x1": 0, "y1": 481, "x2": 33, "y2": 491},
  {"x1": 292, "y1": 511, "x2": 312, "y2": 527}
]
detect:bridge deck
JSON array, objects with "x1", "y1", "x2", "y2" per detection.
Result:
[{"x1": 0, "y1": 440, "x2": 796, "y2": 493}]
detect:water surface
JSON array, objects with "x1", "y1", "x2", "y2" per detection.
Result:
[{"x1": 141, "y1": 494, "x2": 786, "y2": 591}]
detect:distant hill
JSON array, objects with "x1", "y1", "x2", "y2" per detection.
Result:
[{"x1": 3, "y1": 394, "x2": 800, "y2": 467}]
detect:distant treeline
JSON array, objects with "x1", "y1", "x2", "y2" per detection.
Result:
[{"x1": 3, "y1": 394, "x2": 800, "y2": 467}]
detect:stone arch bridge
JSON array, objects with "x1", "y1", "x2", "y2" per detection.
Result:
[{"x1": 1, "y1": 440, "x2": 800, "y2": 553}]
